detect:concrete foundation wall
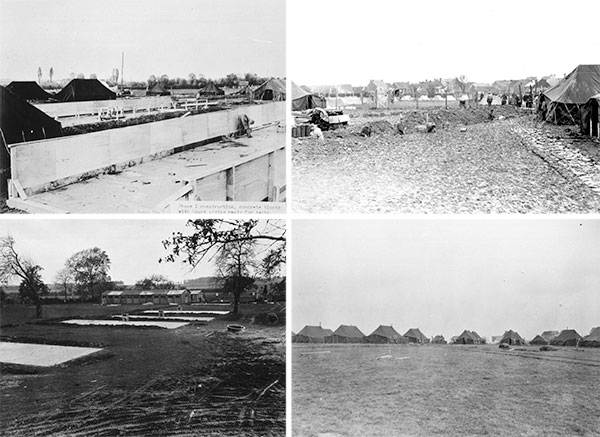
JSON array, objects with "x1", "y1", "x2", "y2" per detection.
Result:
[
  {"x1": 10, "y1": 102, "x2": 284, "y2": 194},
  {"x1": 34, "y1": 96, "x2": 174, "y2": 118}
]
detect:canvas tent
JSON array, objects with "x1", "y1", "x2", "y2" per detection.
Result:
[
  {"x1": 541, "y1": 330, "x2": 559, "y2": 342},
  {"x1": 292, "y1": 81, "x2": 325, "y2": 111},
  {"x1": 550, "y1": 329, "x2": 582, "y2": 346},
  {"x1": 0, "y1": 86, "x2": 63, "y2": 197},
  {"x1": 294, "y1": 325, "x2": 333, "y2": 343},
  {"x1": 530, "y1": 335, "x2": 548, "y2": 345},
  {"x1": 54, "y1": 79, "x2": 116, "y2": 102},
  {"x1": 146, "y1": 83, "x2": 170, "y2": 96},
  {"x1": 580, "y1": 93, "x2": 600, "y2": 137},
  {"x1": 499, "y1": 330, "x2": 526, "y2": 346},
  {"x1": 325, "y1": 325, "x2": 365, "y2": 343},
  {"x1": 581, "y1": 327, "x2": 600, "y2": 348},
  {"x1": 403, "y1": 328, "x2": 429, "y2": 344},
  {"x1": 198, "y1": 81, "x2": 225, "y2": 96},
  {"x1": 538, "y1": 65, "x2": 600, "y2": 124},
  {"x1": 253, "y1": 78, "x2": 286, "y2": 101},
  {"x1": 6, "y1": 81, "x2": 53, "y2": 101},
  {"x1": 365, "y1": 325, "x2": 405, "y2": 344},
  {"x1": 453, "y1": 330, "x2": 483, "y2": 345}
]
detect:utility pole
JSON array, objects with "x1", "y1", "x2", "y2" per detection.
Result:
[{"x1": 121, "y1": 51, "x2": 124, "y2": 91}]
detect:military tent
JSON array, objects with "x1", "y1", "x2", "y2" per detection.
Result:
[
  {"x1": 538, "y1": 64, "x2": 600, "y2": 124},
  {"x1": 253, "y1": 78, "x2": 286, "y2": 101},
  {"x1": 146, "y1": 83, "x2": 170, "y2": 96},
  {"x1": 470, "y1": 331, "x2": 485, "y2": 344},
  {"x1": 403, "y1": 328, "x2": 429, "y2": 344},
  {"x1": 6, "y1": 81, "x2": 53, "y2": 101},
  {"x1": 541, "y1": 330, "x2": 559, "y2": 342},
  {"x1": 431, "y1": 335, "x2": 447, "y2": 344},
  {"x1": 499, "y1": 330, "x2": 526, "y2": 346},
  {"x1": 365, "y1": 325, "x2": 405, "y2": 344},
  {"x1": 293, "y1": 325, "x2": 332, "y2": 343},
  {"x1": 550, "y1": 329, "x2": 582, "y2": 346},
  {"x1": 453, "y1": 330, "x2": 483, "y2": 345},
  {"x1": 530, "y1": 335, "x2": 548, "y2": 345},
  {"x1": 198, "y1": 81, "x2": 225, "y2": 96},
  {"x1": 292, "y1": 82, "x2": 325, "y2": 111},
  {"x1": 580, "y1": 93, "x2": 600, "y2": 137},
  {"x1": 0, "y1": 86, "x2": 63, "y2": 197},
  {"x1": 325, "y1": 325, "x2": 365, "y2": 343},
  {"x1": 581, "y1": 327, "x2": 600, "y2": 348},
  {"x1": 54, "y1": 79, "x2": 116, "y2": 102}
]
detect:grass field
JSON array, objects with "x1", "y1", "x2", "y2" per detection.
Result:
[
  {"x1": 292, "y1": 344, "x2": 600, "y2": 436},
  {"x1": 1, "y1": 302, "x2": 285, "y2": 436}
]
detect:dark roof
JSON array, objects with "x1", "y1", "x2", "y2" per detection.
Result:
[
  {"x1": 500, "y1": 330, "x2": 525, "y2": 344},
  {"x1": 297, "y1": 325, "x2": 331, "y2": 340},
  {"x1": 54, "y1": 79, "x2": 116, "y2": 102},
  {"x1": 253, "y1": 78, "x2": 286, "y2": 100},
  {"x1": 0, "y1": 85, "x2": 63, "y2": 145},
  {"x1": 198, "y1": 81, "x2": 225, "y2": 96},
  {"x1": 367, "y1": 325, "x2": 401, "y2": 340},
  {"x1": 332, "y1": 324, "x2": 365, "y2": 339},
  {"x1": 543, "y1": 65, "x2": 600, "y2": 104},
  {"x1": 146, "y1": 83, "x2": 170, "y2": 96},
  {"x1": 6, "y1": 81, "x2": 53, "y2": 101},
  {"x1": 183, "y1": 277, "x2": 224, "y2": 290},
  {"x1": 530, "y1": 335, "x2": 548, "y2": 344},
  {"x1": 583, "y1": 327, "x2": 600, "y2": 342},
  {"x1": 541, "y1": 330, "x2": 559, "y2": 341},
  {"x1": 403, "y1": 328, "x2": 428, "y2": 341},
  {"x1": 551, "y1": 329, "x2": 582, "y2": 344}
]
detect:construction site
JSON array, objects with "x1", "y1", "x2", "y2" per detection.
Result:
[
  {"x1": 0, "y1": 77, "x2": 286, "y2": 213},
  {"x1": 292, "y1": 65, "x2": 600, "y2": 213}
]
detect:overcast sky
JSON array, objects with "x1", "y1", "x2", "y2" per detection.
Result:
[
  {"x1": 0, "y1": 218, "x2": 217, "y2": 285},
  {"x1": 289, "y1": 0, "x2": 600, "y2": 86},
  {"x1": 292, "y1": 219, "x2": 600, "y2": 340},
  {"x1": 0, "y1": 0, "x2": 285, "y2": 82}
]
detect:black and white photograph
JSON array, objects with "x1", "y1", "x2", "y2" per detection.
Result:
[
  {"x1": 0, "y1": 0, "x2": 286, "y2": 214},
  {"x1": 0, "y1": 218, "x2": 286, "y2": 435},
  {"x1": 290, "y1": 0, "x2": 600, "y2": 214},
  {"x1": 292, "y1": 219, "x2": 600, "y2": 436}
]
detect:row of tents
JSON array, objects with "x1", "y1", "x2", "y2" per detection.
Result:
[
  {"x1": 5, "y1": 77, "x2": 288, "y2": 103},
  {"x1": 292, "y1": 325, "x2": 600, "y2": 347},
  {"x1": 537, "y1": 64, "x2": 600, "y2": 137}
]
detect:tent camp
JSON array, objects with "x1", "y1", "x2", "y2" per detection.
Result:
[
  {"x1": 581, "y1": 327, "x2": 600, "y2": 348},
  {"x1": 530, "y1": 335, "x2": 548, "y2": 345},
  {"x1": 538, "y1": 64, "x2": 600, "y2": 124},
  {"x1": 403, "y1": 328, "x2": 429, "y2": 344},
  {"x1": 580, "y1": 93, "x2": 600, "y2": 137},
  {"x1": 198, "y1": 81, "x2": 225, "y2": 96},
  {"x1": 253, "y1": 78, "x2": 286, "y2": 101},
  {"x1": 453, "y1": 330, "x2": 484, "y2": 345},
  {"x1": 0, "y1": 86, "x2": 63, "y2": 197},
  {"x1": 53, "y1": 79, "x2": 116, "y2": 102},
  {"x1": 365, "y1": 325, "x2": 405, "y2": 344},
  {"x1": 541, "y1": 330, "x2": 559, "y2": 342},
  {"x1": 499, "y1": 330, "x2": 526, "y2": 346},
  {"x1": 432, "y1": 335, "x2": 447, "y2": 344},
  {"x1": 325, "y1": 325, "x2": 365, "y2": 343},
  {"x1": 6, "y1": 81, "x2": 53, "y2": 101},
  {"x1": 146, "y1": 83, "x2": 170, "y2": 96},
  {"x1": 550, "y1": 329, "x2": 582, "y2": 347},
  {"x1": 293, "y1": 325, "x2": 333, "y2": 343},
  {"x1": 292, "y1": 82, "x2": 325, "y2": 111}
]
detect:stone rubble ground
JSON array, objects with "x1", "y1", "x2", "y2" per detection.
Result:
[{"x1": 292, "y1": 109, "x2": 600, "y2": 214}]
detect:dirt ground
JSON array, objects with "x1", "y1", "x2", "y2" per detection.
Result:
[
  {"x1": 293, "y1": 107, "x2": 600, "y2": 213},
  {"x1": 0, "y1": 302, "x2": 285, "y2": 436},
  {"x1": 293, "y1": 344, "x2": 600, "y2": 436}
]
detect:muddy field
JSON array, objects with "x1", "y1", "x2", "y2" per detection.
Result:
[
  {"x1": 293, "y1": 344, "x2": 600, "y2": 436},
  {"x1": 0, "y1": 303, "x2": 285, "y2": 436},
  {"x1": 292, "y1": 107, "x2": 600, "y2": 213}
]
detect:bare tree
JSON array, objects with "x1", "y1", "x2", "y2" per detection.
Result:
[
  {"x1": 0, "y1": 235, "x2": 45, "y2": 317},
  {"x1": 55, "y1": 267, "x2": 72, "y2": 302}
]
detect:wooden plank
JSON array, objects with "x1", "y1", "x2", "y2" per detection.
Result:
[
  {"x1": 11, "y1": 179, "x2": 28, "y2": 200},
  {"x1": 154, "y1": 183, "x2": 194, "y2": 211}
]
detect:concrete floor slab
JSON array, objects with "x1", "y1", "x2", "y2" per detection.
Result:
[
  {"x1": 123, "y1": 315, "x2": 215, "y2": 322},
  {"x1": 61, "y1": 319, "x2": 188, "y2": 329},
  {"x1": 142, "y1": 310, "x2": 229, "y2": 315},
  {"x1": 17, "y1": 125, "x2": 284, "y2": 213},
  {"x1": 0, "y1": 342, "x2": 103, "y2": 367}
]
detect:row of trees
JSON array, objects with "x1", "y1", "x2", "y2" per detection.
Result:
[{"x1": 1, "y1": 236, "x2": 112, "y2": 315}]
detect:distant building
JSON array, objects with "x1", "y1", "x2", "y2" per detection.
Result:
[{"x1": 101, "y1": 289, "x2": 191, "y2": 305}]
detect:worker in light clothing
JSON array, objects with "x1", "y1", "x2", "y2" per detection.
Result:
[{"x1": 237, "y1": 114, "x2": 255, "y2": 138}]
